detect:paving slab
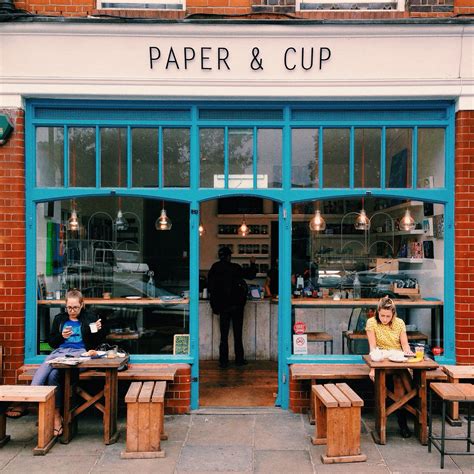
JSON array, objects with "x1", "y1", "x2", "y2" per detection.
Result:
[
  {"x1": 254, "y1": 413, "x2": 308, "y2": 450},
  {"x1": 177, "y1": 446, "x2": 253, "y2": 472},
  {"x1": 2, "y1": 454, "x2": 99, "y2": 474},
  {"x1": 254, "y1": 449, "x2": 313, "y2": 473},
  {"x1": 186, "y1": 415, "x2": 254, "y2": 446}
]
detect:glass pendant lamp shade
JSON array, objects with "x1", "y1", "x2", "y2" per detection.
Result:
[
  {"x1": 399, "y1": 208, "x2": 416, "y2": 231},
  {"x1": 115, "y1": 209, "x2": 129, "y2": 232},
  {"x1": 198, "y1": 221, "x2": 205, "y2": 237},
  {"x1": 238, "y1": 217, "x2": 250, "y2": 237},
  {"x1": 67, "y1": 209, "x2": 80, "y2": 232},
  {"x1": 155, "y1": 208, "x2": 172, "y2": 231},
  {"x1": 354, "y1": 209, "x2": 371, "y2": 231},
  {"x1": 309, "y1": 209, "x2": 326, "y2": 232}
]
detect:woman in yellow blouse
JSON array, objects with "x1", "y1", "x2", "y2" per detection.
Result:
[{"x1": 366, "y1": 296, "x2": 414, "y2": 438}]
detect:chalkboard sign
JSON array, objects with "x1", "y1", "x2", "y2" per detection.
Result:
[{"x1": 173, "y1": 334, "x2": 190, "y2": 355}]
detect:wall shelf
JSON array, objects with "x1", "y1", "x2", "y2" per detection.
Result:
[
  {"x1": 217, "y1": 234, "x2": 269, "y2": 239},
  {"x1": 234, "y1": 254, "x2": 269, "y2": 258},
  {"x1": 398, "y1": 258, "x2": 424, "y2": 263},
  {"x1": 376, "y1": 229, "x2": 425, "y2": 237}
]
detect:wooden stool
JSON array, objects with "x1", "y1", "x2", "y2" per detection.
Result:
[
  {"x1": 429, "y1": 382, "x2": 474, "y2": 469},
  {"x1": 312, "y1": 382, "x2": 367, "y2": 464},
  {"x1": 0, "y1": 385, "x2": 57, "y2": 455},
  {"x1": 307, "y1": 332, "x2": 333, "y2": 354},
  {"x1": 441, "y1": 366, "x2": 474, "y2": 425},
  {"x1": 121, "y1": 381, "x2": 167, "y2": 459}
]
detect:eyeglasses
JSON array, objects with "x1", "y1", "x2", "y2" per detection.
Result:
[{"x1": 66, "y1": 306, "x2": 81, "y2": 312}]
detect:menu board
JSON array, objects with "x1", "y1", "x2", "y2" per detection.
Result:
[{"x1": 173, "y1": 334, "x2": 190, "y2": 355}]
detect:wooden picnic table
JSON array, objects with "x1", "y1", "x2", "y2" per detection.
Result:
[
  {"x1": 362, "y1": 355, "x2": 438, "y2": 445},
  {"x1": 51, "y1": 356, "x2": 129, "y2": 445}
]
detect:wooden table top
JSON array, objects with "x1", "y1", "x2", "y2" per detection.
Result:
[
  {"x1": 51, "y1": 356, "x2": 129, "y2": 370},
  {"x1": 362, "y1": 354, "x2": 439, "y2": 370},
  {"x1": 38, "y1": 298, "x2": 188, "y2": 306},
  {"x1": 442, "y1": 365, "x2": 474, "y2": 379},
  {"x1": 290, "y1": 364, "x2": 370, "y2": 380},
  {"x1": 287, "y1": 298, "x2": 443, "y2": 308}
]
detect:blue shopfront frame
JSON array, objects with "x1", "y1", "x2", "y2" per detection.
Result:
[{"x1": 25, "y1": 99, "x2": 455, "y2": 410}]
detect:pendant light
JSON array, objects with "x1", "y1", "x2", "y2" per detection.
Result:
[
  {"x1": 238, "y1": 215, "x2": 250, "y2": 237},
  {"x1": 354, "y1": 208, "x2": 370, "y2": 231},
  {"x1": 155, "y1": 201, "x2": 172, "y2": 231},
  {"x1": 399, "y1": 208, "x2": 416, "y2": 231},
  {"x1": 67, "y1": 207, "x2": 80, "y2": 232},
  {"x1": 309, "y1": 209, "x2": 326, "y2": 232},
  {"x1": 198, "y1": 220, "x2": 205, "y2": 237},
  {"x1": 115, "y1": 209, "x2": 129, "y2": 232}
]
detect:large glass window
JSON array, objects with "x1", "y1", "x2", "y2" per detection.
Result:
[
  {"x1": 291, "y1": 197, "x2": 444, "y2": 356},
  {"x1": 291, "y1": 129, "x2": 319, "y2": 188},
  {"x1": 323, "y1": 129, "x2": 350, "y2": 188},
  {"x1": 101, "y1": 128, "x2": 127, "y2": 188},
  {"x1": 36, "y1": 197, "x2": 189, "y2": 355},
  {"x1": 417, "y1": 128, "x2": 445, "y2": 189},
  {"x1": 229, "y1": 128, "x2": 253, "y2": 186},
  {"x1": 36, "y1": 127, "x2": 64, "y2": 187},
  {"x1": 200, "y1": 128, "x2": 225, "y2": 188},
  {"x1": 132, "y1": 128, "x2": 158, "y2": 187},
  {"x1": 354, "y1": 129, "x2": 381, "y2": 188},
  {"x1": 257, "y1": 129, "x2": 282, "y2": 188},
  {"x1": 69, "y1": 128, "x2": 96, "y2": 187},
  {"x1": 163, "y1": 128, "x2": 190, "y2": 187},
  {"x1": 386, "y1": 128, "x2": 413, "y2": 189}
]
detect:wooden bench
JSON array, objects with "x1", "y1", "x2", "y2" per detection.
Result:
[
  {"x1": 18, "y1": 364, "x2": 178, "y2": 383},
  {"x1": 291, "y1": 363, "x2": 447, "y2": 424},
  {"x1": 312, "y1": 383, "x2": 367, "y2": 464},
  {"x1": 342, "y1": 331, "x2": 429, "y2": 354},
  {"x1": 0, "y1": 385, "x2": 57, "y2": 455},
  {"x1": 428, "y1": 382, "x2": 474, "y2": 469},
  {"x1": 121, "y1": 381, "x2": 167, "y2": 459}
]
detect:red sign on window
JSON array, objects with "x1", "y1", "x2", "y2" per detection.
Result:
[{"x1": 293, "y1": 321, "x2": 306, "y2": 335}]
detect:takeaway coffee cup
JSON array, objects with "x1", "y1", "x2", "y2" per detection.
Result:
[{"x1": 89, "y1": 322, "x2": 98, "y2": 333}]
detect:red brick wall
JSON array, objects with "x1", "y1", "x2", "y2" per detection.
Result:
[
  {"x1": 13, "y1": 0, "x2": 459, "y2": 18},
  {"x1": 455, "y1": 110, "x2": 474, "y2": 365},
  {"x1": 0, "y1": 108, "x2": 26, "y2": 385},
  {"x1": 165, "y1": 364, "x2": 191, "y2": 414}
]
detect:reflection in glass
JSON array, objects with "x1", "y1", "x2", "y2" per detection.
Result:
[
  {"x1": 101, "y1": 128, "x2": 127, "y2": 188},
  {"x1": 229, "y1": 129, "x2": 253, "y2": 187},
  {"x1": 132, "y1": 128, "x2": 158, "y2": 187},
  {"x1": 290, "y1": 197, "x2": 445, "y2": 356},
  {"x1": 163, "y1": 128, "x2": 190, "y2": 187},
  {"x1": 200, "y1": 128, "x2": 224, "y2": 188},
  {"x1": 323, "y1": 129, "x2": 350, "y2": 188},
  {"x1": 69, "y1": 128, "x2": 96, "y2": 187},
  {"x1": 354, "y1": 129, "x2": 381, "y2": 188},
  {"x1": 386, "y1": 128, "x2": 412, "y2": 188},
  {"x1": 36, "y1": 127, "x2": 64, "y2": 187},
  {"x1": 292, "y1": 129, "x2": 319, "y2": 188},
  {"x1": 417, "y1": 128, "x2": 445, "y2": 188},
  {"x1": 36, "y1": 197, "x2": 189, "y2": 356},
  {"x1": 257, "y1": 129, "x2": 282, "y2": 188}
]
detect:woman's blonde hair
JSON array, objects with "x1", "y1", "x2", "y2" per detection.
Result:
[
  {"x1": 65, "y1": 289, "x2": 85, "y2": 306},
  {"x1": 376, "y1": 295, "x2": 396, "y2": 325}
]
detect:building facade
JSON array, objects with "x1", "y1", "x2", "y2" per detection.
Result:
[{"x1": 0, "y1": 0, "x2": 473, "y2": 413}]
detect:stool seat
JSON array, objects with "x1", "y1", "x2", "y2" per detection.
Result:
[
  {"x1": 431, "y1": 382, "x2": 474, "y2": 402},
  {"x1": 306, "y1": 332, "x2": 333, "y2": 355}
]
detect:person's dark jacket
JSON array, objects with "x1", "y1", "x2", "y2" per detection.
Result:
[
  {"x1": 208, "y1": 260, "x2": 257, "y2": 314},
  {"x1": 49, "y1": 309, "x2": 103, "y2": 350}
]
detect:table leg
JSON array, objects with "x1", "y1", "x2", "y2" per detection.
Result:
[
  {"x1": 372, "y1": 369, "x2": 386, "y2": 445},
  {"x1": 103, "y1": 368, "x2": 119, "y2": 445},
  {"x1": 447, "y1": 376, "x2": 462, "y2": 426},
  {"x1": 62, "y1": 369, "x2": 74, "y2": 444},
  {"x1": 416, "y1": 369, "x2": 428, "y2": 445}
]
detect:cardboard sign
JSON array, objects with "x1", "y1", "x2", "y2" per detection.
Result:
[
  {"x1": 293, "y1": 334, "x2": 308, "y2": 355},
  {"x1": 173, "y1": 334, "x2": 190, "y2": 355}
]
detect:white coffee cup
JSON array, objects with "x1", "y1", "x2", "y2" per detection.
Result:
[{"x1": 89, "y1": 322, "x2": 98, "y2": 333}]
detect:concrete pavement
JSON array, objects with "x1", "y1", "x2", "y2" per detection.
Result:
[{"x1": 0, "y1": 409, "x2": 472, "y2": 473}]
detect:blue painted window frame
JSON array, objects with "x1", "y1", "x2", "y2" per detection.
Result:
[{"x1": 25, "y1": 99, "x2": 455, "y2": 410}]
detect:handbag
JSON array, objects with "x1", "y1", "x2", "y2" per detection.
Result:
[{"x1": 96, "y1": 343, "x2": 130, "y2": 371}]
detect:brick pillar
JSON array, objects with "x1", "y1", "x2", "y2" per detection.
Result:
[
  {"x1": 455, "y1": 110, "x2": 474, "y2": 365},
  {"x1": 0, "y1": 108, "x2": 25, "y2": 384},
  {"x1": 165, "y1": 364, "x2": 191, "y2": 414},
  {"x1": 454, "y1": 0, "x2": 474, "y2": 15}
]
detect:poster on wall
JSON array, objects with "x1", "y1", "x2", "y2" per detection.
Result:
[{"x1": 433, "y1": 214, "x2": 444, "y2": 239}]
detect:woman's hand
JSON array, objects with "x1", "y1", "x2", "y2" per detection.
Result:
[
  {"x1": 96, "y1": 319, "x2": 102, "y2": 331},
  {"x1": 369, "y1": 368, "x2": 375, "y2": 382},
  {"x1": 62, "y1": 326, "x2": 73, "y2": 339}
]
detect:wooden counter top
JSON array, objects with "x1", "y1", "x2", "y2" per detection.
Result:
[{"x1": 38, "y1": 298, "x2": 189, "y2": 306}]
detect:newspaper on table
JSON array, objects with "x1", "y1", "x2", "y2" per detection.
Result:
[{"x1": 46, "y1": 357, "x2": 86, "y2": 366}]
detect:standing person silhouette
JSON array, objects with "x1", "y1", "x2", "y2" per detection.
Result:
[{"x1": 208, "y1": 247, "x2": 257, "y2": 368}]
